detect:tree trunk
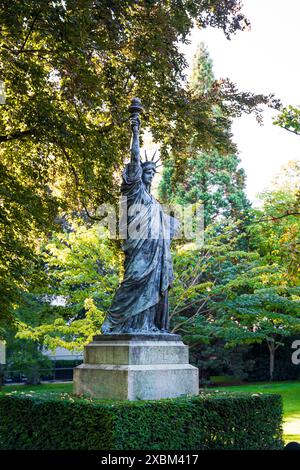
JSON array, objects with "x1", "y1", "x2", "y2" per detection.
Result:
[{"x1": 267, "y1": 340, "x2": 275, "y2": 381}]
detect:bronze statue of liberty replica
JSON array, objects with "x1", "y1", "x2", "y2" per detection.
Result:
[
  {"x1": 102, "y1": 98, "x2": 177, "y2": 335},
  {"x1": 74, "y1": 98, "x2": 198, "y2": 399}
]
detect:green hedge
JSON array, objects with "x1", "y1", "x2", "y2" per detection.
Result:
[{"x1": 0, "y1": 392, "x2": 283, "y2": 450}]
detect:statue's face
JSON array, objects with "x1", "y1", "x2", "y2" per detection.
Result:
[{"x1": 142, "y1": 167, "x2": 155, "y2": 186}]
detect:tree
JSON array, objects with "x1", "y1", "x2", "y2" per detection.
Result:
[
  {"x1": 219, "y1": 286, "x2": 300, "y2": 381},
  {"x1": 6, "y1": 337, "x2": 53, "y2": 385},
  {"x1": 15, "y1": 211, "x2": 300, "y2": 381},
  {"x1": 159, "y1": 43, "x2": 251, "y2": 226},
  {"x1": 250, "y1": 161, "x2": 300, "y2": 286},
  {"x1": 0, "y1": 2, "x2": 279, "y2": 325},
  {"x1": 190, "y1": 42, "x2": 214, "y2": 94}
]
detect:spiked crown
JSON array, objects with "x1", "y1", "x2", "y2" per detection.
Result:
[{"x1": 141, "y1": 150, "x2": 162, "y2": 172}]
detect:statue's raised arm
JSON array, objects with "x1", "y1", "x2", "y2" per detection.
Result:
[{"x1": 128, "y1": 97, "x2": 143, "y2": 166}]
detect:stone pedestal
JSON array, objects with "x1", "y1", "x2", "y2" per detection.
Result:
[{"x1": 73, "y1": 334, "x2": 199, "y2": 400}]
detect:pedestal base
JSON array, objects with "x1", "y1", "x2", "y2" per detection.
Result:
[{"x1": 73, "y1": 334, "x2": 199, "y2": 400}]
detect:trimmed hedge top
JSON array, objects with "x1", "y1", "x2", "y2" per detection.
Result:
[{"x1": 0, "y1": 390, "x2": 283, "y2": 450}]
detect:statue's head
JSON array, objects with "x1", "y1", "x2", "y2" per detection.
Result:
[
  {"x1": 141, "y1": 161, "x2": 156, "y2": 186},
  {"x1": 141, "y1": 151, "x2": 161, "y2": 188}
]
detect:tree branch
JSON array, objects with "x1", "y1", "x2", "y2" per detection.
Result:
[
  {"x1": 19, "y1": 11, "x2": 41, "y2": 53},
  {"x1": 0, "y1": 129, "x2": 34, "y2": 143},
  {"x1": 282, "y1": 126, "x2": 300, "y2": 137}
]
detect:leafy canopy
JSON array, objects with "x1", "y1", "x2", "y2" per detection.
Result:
[{"x1": 0, "y1": 0, "x2": 278, "y2": 324}]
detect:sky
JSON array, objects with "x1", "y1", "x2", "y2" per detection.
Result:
[{"x1": 180, "y1": 0, "x2": 300, "y2": 203}]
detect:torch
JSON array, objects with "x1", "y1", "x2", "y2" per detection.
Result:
[{"x1": 128, "y1": 97, "x2": 144, "y2": 134}]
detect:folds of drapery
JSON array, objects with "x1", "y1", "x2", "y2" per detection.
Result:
[{"x1": 107, "y1": 162, "x2": 174, "y2": 327}]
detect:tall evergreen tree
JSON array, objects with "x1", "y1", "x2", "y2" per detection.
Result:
[
  {"x1": 159, "y1": 43, "x2": 251, "y2": 226},
  {"x1": 190, "y1": 42, "x2": 214, "y2": 95}
]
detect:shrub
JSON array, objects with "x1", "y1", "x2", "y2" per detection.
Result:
[{"x1": 0, "y1": 391, "x2": 283, "y2": 450}]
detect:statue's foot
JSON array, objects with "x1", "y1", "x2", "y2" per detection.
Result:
[
  {"x1": 101, "y1": 319, "x2": 112, "y2": 335},
  {"x1": 148, "y1": 326, "x2": 160, "y2": 333}
]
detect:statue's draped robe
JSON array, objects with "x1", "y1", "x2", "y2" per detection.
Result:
[{"x1": 107, "y1": 162, "x2": 176, "y2": 332}]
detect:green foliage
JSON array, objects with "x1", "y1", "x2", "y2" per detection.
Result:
[
  {"x1": 0, "y1": 391, "x2": 283, "y2": 450},
  {"x1": 250, "y1": 164, "x2": 300, "y2": 286},
  {"x1": 219, "y1": 286, "x2": 300, "y2": 343},
  {"x1": 169, "y1": 159, "x2": 300, "y2": 371},
  {"x1": 15, "y1": 220, "x2": 121, "y2": 350},
  {"x1": 213, "y1": 381, "x2": 300, "y2": 445},
  {"x1": 4, "y1": 325, "x2": 54, "y2": 385},
  {"x1": 274, "y1": 105, "x2": 300, "y2": 136},
  {"x1": 245, "y1": 337, "x2": 300, "y2": 382},
  {"x1": 13, "y1": 164, "x2": 299, "y2": 376},
  {"x1": 159, "y1": 151, "x2": 250, "y2": 226},
  {"x1": 169, "y1": 218, "x2": 300, "y2": 380},
  {"x1": 190, "y1": 42, "x2": 214, "y2": 94},
  {"x1": 5, "y1": 340, "x2": 53, "y2": 386},
  {"x1": 170, "y1": 222, "x2": 259, "y2": 334},
  {"x1": 190, "y1": 343, "x2": 255, "y2": 383}
]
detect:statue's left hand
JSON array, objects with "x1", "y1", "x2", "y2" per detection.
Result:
[{"x1": 101, "y1": 318, "x2": 112, "y2": 335}]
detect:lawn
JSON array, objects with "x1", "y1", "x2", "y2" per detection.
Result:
[
  {"x1": 0, "y1": 382, "x2": 73, "y2": 395},
  {"x1": 1, "y1": 380, "x2": 300, "y2": 444},
  {"x1": 210, "y1": 381, "x2": 300, "y2": 444}
]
